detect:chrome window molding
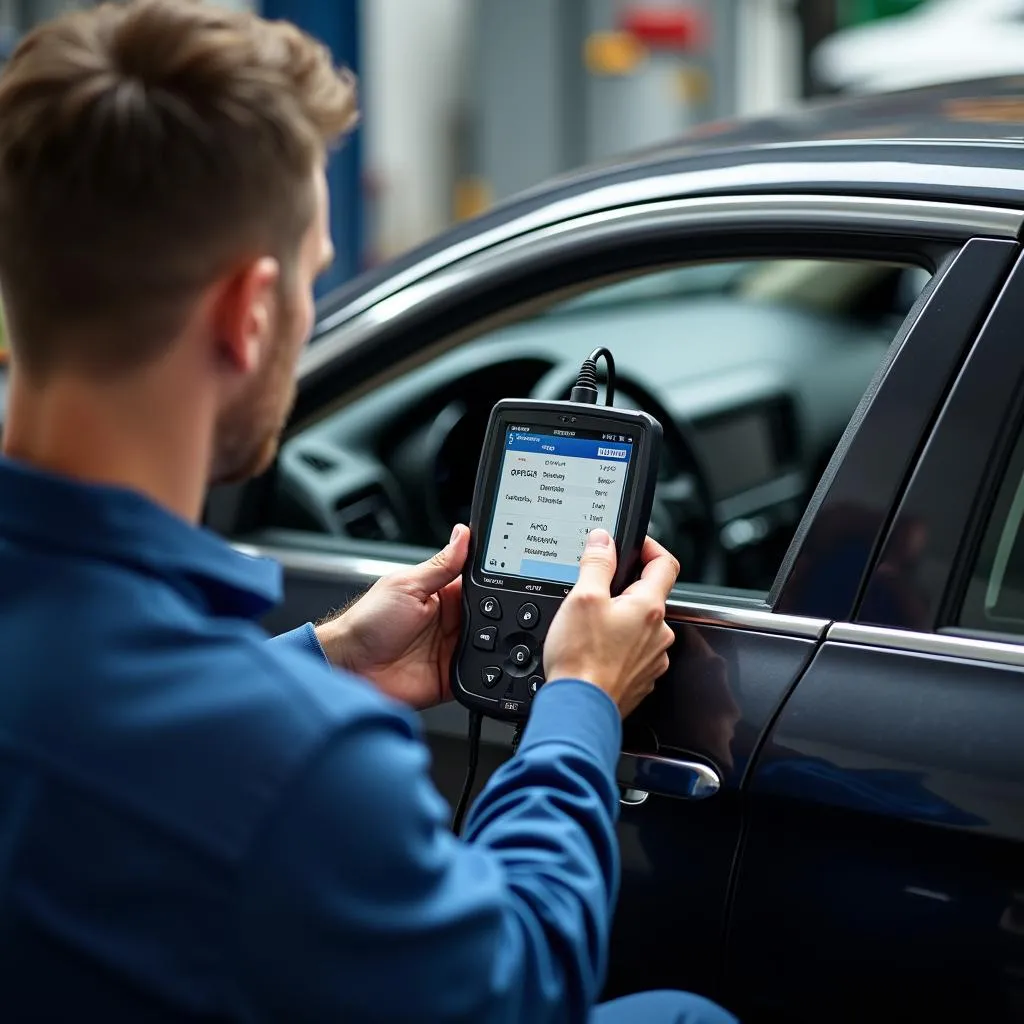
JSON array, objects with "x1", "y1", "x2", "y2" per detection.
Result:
[
  {"x1": 311, "y1": 182, "x2": 1024, "y2": 342},
  {"x1": 829, "y1": 621, "x2": 1024, "y2": 668},
  {"x1": 239, "y1": 542, "x2": 828, "y2": 639},
  {"x1": 665, "y1": 598, "x2": 826, "y2": 639},
  {"x1": 300, "y1": 192, "x2": 1023, "y2": 384}
]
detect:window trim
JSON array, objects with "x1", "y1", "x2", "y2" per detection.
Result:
[
  {"x1": 830, "y1": 621, "x2": 1024, "y2": 668},
  {"x1": 313, "y1": 187, "x2": 1024, "y2": 340}
]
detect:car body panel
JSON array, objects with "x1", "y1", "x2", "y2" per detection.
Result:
[{"x1": 732, "y1": 630, "x2": 1024, "y2": 1021}]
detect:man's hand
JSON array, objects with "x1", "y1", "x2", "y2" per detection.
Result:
[
  {"x1": 544, "y1": 530, "x2": 679, "y2": 718},
  {"x1": 314, "y1": 525, "x2": 470, "y2": 709}
]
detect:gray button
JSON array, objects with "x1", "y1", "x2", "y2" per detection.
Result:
[
  {"x1": 509, "y1": 644, "x2": 531, "y2": 667},
  {"x1": 517, "y1": 603, "x2": 540, "y2": 629},
  {"x1": 472, "y1": 626, "x2": 498, "y2": 651}
]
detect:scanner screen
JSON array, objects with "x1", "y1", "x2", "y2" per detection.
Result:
[{"x1": 481, "y1": 425, "x2": 634, "y2": 586}]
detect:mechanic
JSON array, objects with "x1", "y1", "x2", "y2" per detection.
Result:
[{"x1": 0, "y1": 3, "x2": 736, "y2": 1022}]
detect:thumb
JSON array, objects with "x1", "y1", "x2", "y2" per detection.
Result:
[
  {"x1": 403, "y1": 524, "x2": 470, "y2": 598},
  {"x1": 575, "y1": 529, "x2": 617, "y2": 595}
]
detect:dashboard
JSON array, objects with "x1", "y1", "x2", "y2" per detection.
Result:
[{"x1": 275, "y1": 288, "x2": 902, "y2": 591}]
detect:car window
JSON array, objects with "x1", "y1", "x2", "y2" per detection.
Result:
[
  {"x1": 276, "y1": 256, "x2": 932, "y2": 599},
  {"x1": 957, "y1": 429, "x2": 1024, "y2": 637},
  {"x1": 552, "y1": 263, "x2": 755, "y2": 314}
]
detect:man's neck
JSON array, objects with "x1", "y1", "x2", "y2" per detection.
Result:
[{"x1": 2, "y1": 361, "x2": 214, "y2": 523}]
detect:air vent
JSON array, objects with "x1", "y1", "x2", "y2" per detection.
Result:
[
  {"x1": 300, "y1": 450, "x2": 337, "y2": 472},
  {"x1": 335, "y1": 485, "x2": 401, "y2": 541}
]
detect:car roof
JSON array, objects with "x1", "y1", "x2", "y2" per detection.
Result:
[
  {"x1": 316, "y1": 75, "x2": 1024, "y2": 332},
  {"x1": 576, "y1": 74, "x2": 1024, "y2": 166}
]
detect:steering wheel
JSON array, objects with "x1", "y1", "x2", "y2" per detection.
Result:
[{"x1": 529, "y1": 363, "x2": 720, "y2": 583}]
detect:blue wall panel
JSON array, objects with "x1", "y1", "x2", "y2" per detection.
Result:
[{"x1": 260, "y1": 0, "x2": 363, "y2": 296}]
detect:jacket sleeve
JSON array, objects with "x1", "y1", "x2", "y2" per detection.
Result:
[
  {"x1": 266, "y1": 622, "x2": 329, "y2": 664},
  {"x1": 231, "y1": 679, "x2": 622, "y2": 1024}
]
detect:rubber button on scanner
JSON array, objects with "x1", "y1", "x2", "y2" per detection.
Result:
[
  {"x1": 516, "y1": 603, "x2": 540, "y2": 629},
  {"x1": 528, "y1": 675, "x2": 544, "y2": 696},
  {"x1": 482, "y1": 666, "x2": 502, "y2": 688},
  {"x1": 509, "y1": 644, "x2": 531, "y2": 668},
  {"x1": 480, "y1": 597, "x2": 502, "y2": 620},
  {"x1": 472, "y1": 626, "x2": 498, "y2": 652}
]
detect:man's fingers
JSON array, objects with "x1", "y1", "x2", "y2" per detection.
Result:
[
  {"x1": 402, "y1": 524, "x2": 470, "y2": 598},
  {"x1": 574, "y1": 529, "x2": 617, "y2": 596},
  {"x1": 660, "y1": 622, "x2": 676, "y2": 651},
  {"x1": 438, "y1": 576, "x2": 464, "y2": 637},
  {"x1": 622, "y1": 536, "x2": 680, "y2": 601},
  {"x1": 641, "y1": 535, "x2": 680, "y2": 598},
  {"x1": 638, "y1": 535, "x2": 676, "y2": 573}
]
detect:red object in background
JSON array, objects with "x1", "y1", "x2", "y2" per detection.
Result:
[{"x1": 619, "y1": 6, "x2": 709, "y2": 51}]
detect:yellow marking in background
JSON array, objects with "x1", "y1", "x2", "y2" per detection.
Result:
[
  {"x1": 453, "y1": 177, "x2": 493, "y2": 222},
  {"x1": 674, "y1": 65, "x2": 711, "y2": 105},
  {"x1": 584, "y1": 31, "x2": 647, "y2": 76}
]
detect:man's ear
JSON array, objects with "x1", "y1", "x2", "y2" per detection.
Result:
[{"x1": 212, "y1": 256, "x2": 280, "y2": 374}]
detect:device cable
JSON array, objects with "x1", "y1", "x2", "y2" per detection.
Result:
[
  {"x1": 570, "y1": 347, "x2": 616, "y2": 407},
  {"x1": 451, "y1": 710, "x2": 482, "y2": 835}
]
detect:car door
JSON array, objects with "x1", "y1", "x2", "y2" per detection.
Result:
[
  {"x1": 207, "y1": 190, "x2": 1020, "y2": 1007},
  {"x1": 728, "y1": 249, "x2": 1024, "y2": 1022}
]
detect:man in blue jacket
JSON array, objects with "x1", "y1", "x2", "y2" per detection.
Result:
[{"x1": 0, "y1": 2, "x2": 736, "y2": 1021}]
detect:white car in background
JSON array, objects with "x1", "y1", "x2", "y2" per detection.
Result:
[{"x1": 813, "y1": 0, "x2": 1024, "y2": 93}]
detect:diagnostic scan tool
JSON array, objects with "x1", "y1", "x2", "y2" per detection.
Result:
[{"x1": 451, "y1": 348, "x2": 662, "y2": 726}]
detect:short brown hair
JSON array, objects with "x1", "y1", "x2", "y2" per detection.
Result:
[{"x1": 0, "y1": 0, "x2": 357, "y2": 378}]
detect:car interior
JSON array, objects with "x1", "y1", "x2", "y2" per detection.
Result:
[{"x1": 268, "y1": 257, "x2": 933, "y2": 598}]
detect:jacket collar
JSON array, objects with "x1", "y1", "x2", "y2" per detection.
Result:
[{"x1": 0, "y1": 456, "x2": 281, "y2": 617}]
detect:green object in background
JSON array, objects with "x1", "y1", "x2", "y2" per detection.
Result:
[{"x1": 837, "y1": 0, "x2": 927, "y2": 27}]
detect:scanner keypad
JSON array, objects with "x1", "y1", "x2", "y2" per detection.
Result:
[{"x1": 461, "y1": 597, "x2": 553, "y2": 708}]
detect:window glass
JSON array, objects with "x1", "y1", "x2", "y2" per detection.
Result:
[
  {"x1": 958, "y1": 430, "x2": 1024, "y2": 636},
  {"x1": 274, "y1": 256, "x2": 931, "y2": 597}
]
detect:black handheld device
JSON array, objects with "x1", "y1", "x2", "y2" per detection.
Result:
[{"x1": 450, "y1": 349, "x2": 662, "y2": 727}]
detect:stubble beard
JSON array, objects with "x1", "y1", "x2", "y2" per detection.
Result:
[{"x1": 210, "y1": 312, "x2": 300, "y2": 487}]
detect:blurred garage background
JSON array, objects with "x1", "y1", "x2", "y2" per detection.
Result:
[{"x1": 0, "y1": 0, "x2": 1018, "y2": 299}]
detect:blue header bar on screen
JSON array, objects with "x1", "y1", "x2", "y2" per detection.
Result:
[{"x1": 505, "y1": 431, "x2": 633, "y2": 462}]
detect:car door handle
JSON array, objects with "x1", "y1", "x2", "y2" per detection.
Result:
[{"x1": 616, "y1": 752, "x2": 721, "y2": 803}]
